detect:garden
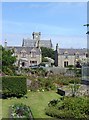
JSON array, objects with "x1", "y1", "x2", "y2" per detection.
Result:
[
  {"x1": 1, "y1": 74, "x2": 89, "y2": 119},
  {"x1": 2, "y1": 91, "x2": 60, "y2": 118},
  {"x1": 1, "y1": 46, "x2": 89, "y2": 119},
  {"x1": 45, "y1": 96, "x2": 89, "y2": 119}
]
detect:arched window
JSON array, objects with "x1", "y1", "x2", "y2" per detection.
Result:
[{"x1": 22, "y1": 62, "x2": 25, "y2": 67}]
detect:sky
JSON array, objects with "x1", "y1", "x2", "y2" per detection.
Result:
[{"x1": 1, "y1": 2, "x2": 88, "y2": 49}]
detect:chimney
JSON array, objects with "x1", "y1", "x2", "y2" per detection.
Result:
[
  {"x1": 56, "y1": 43, "x2": 59, "y2": 53},
  {"x1": 4, "y1": 39, "x2": 7, "y2": 50}
]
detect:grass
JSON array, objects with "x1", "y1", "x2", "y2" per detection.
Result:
[
  {"x1": 0, "y1": 99, "x2": 2, "y2": 120},
  {"x1": 2, "y1": 91, "x2": 60, "y2": 118}
]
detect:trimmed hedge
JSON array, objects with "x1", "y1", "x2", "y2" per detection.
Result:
[{"x1": 2, "y1": 76, "x2": 27, "y2": 97}]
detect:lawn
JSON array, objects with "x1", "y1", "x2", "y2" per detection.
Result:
[{"x1": 2, "y1": 91, "x2": 60, "y2": 118}]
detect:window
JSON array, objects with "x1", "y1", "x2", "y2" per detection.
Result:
[
  {"x1": 30, "y1": 61, "x2": 37, "y2": 64},
  {"x1": 64, "y1": 52, "x2": 68, "y2": 59},
  {"x1": 31, "y1": 52, "x2": 36, "y2": 58},
  {"x1": 30, "y1": 61, "x2": 37, "y2": 66},
  {"x1": 86, "y1": 53, "x2": 88, "y2": 58},
  {"x1": 75, "y1": 53, "x2": 79, "y2": 59},
  {"x1": 21, "y1": 52, "x2": 26, "y2": 58},
  {"x1": 65, "y1": 54, "x2": 68, "y2": 59},
  {"x1": 22, "y1": 62, "x2": 25, "y2": 67},
  {"x1": 64, "y1": 61, "x2": 68, "y2": 67}
]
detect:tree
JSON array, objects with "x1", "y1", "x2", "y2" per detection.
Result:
[
  {"x1": 0, "y1": 45, "x2": 2, "y2": 71},
  {"x1": 41, "y1": 47, "x2": 55, "y2": 60},
  {"x1": 2, "y1": 47, "x2": 16, "y2": 75}
]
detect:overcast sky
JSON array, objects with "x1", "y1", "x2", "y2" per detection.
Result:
[{"x1": 1, "y1": 2, "x2": 88, "y2": 49}]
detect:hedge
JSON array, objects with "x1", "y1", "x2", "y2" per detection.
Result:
[
  {"x1": 45, "y1": 97, "x2": 89, "y2": 119},
  {"x1": 2, "y1": 76, "x2": 27, "y2": 97}
]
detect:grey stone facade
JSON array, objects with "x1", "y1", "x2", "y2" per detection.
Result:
[
  {"x1": 7, "y1": 46, "x2": 42, "y2": 68},
  {"x1": 55, "y1": 44, "x2": 88, "y2": 68}
]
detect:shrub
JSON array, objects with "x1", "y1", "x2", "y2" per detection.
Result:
[
  {"x1": 30, "y1": 80, "x2": 40, "y2": 92},
  {"x1": 2, "y1": 76, "x2": 27, "y2": 97},
  {"x1": 11, "y1": 103, "x2": 33, "y2": 119},
  {"x1": 45, "y1": 96, "x2": 89, "y2": 119}
]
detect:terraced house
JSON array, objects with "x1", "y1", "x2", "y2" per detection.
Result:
[{"x1": 55, "y1": 43, "x2": 88, "y2": 68}]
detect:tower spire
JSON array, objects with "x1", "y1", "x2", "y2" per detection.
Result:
[{"x1": 4, "y1": 39, "x2": 7, "y2": 50}]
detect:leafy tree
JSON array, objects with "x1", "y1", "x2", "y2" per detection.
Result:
[
  {"x1": 42, "y1": 57, "x2": 49, "y2": 62},
  {"x1": 41, "y1": 47, "x2": 55, "y2": 60},
  {"x1": 0, "y1": 45, "x2": 2, "y2": 71},
  {"x1": 2, "y1": 47, "x2": 16, "y2": 75}
]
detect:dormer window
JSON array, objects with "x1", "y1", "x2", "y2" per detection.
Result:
[
  {"x1": 21, "y1": 49, "x2": 26, "y2": 58},
  {"x1": 64, "y1": 51, "x2": 68, "y2": 59}
]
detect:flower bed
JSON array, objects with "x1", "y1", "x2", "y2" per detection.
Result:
[{"x1": 10, "y1": 103, "x2": 34, "y2": 119}]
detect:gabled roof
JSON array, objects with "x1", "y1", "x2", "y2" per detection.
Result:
[
  {"x1": 59, "y1": 48, "x2": 87, "y2": 55},
  {"x1": 22, "y1": 39, "x2": 52, "y2": 48},
  {"x1": 22, "y1": 38, "x2": 36, "y2": 47},
  {"x1": 7, "y1": 46, "x2": 41, "y2": 55}
]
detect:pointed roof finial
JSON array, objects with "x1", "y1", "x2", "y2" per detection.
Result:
[{"x1": 4, "y1": 39, "x2": 7, "y2": 49}]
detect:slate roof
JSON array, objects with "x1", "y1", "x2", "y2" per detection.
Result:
[
  {"x1": 22, "y1": 39, "x2": 52, "y2": 48},
  {"x1": 7, "y1": 46, "x2": 41, "y2": 55},
  {"x1": 22, "y1": 38, "x2": 36, "y2": 47},
  {"x1": 59, "y1": 48, "x2": 87, "y2": 55}
]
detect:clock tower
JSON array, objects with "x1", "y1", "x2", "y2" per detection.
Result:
[{"x1": 32, "y1": 32, "x2": 41, "y2": 40}]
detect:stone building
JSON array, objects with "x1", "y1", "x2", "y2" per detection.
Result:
[
  {"x1": 55, "y1": 43, "x2": 88, "y2": 68},
  {"x1": 5, "y1": 32, "x2": 53, "y2": 68},
  {"x1": 22, "y1": 32, "x2": 53, "y2": 48},
  {"x1": 5, "y1": 40, "x2": 42, "y2": 68}
]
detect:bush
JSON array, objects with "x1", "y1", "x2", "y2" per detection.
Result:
[
  {"x1": 30, "y1": 80, "x2": 40, "y2": 92},
  {"x1": 2, "y1": 76, "x2": 27, "y2": 97},
  {"x1": 11, "y1": 103, "x2": 34, "y2": 119},
  {"x1": 45, "y1": 96, "x2": 89, "y2": 119}
]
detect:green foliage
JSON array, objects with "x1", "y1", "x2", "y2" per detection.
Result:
[
  {"x1": 30, "y1": 80, "x2": 41, "y2": 92},
  {"x1": 48, "y1": 99, "x2": 59, "y2": 107},
  {"x1": 45, "y1": 97, "x2": 89, "y2": 119},
  {"x1": 29, "y1": 77, "x2": 56, "y2": 91},
  {"x1": 67, "y1": 65, "x2": 74, "y2": 70},
  {"x1": 29, "y1": 75, "x2": 81, "y2": 92},
  {"x1": 11, "y1": 103, "x2": 33, "y2": 119},
  {"x1": 41, "y1": 47, "x2": 55, "y2": 60},
  {"x1": 69, "y1": 83, "x2": 80, "y2": 97},
  {"x1": 42, "y1": 57, "x2": 49, "y2": 62},
  {"x1": 54, "y1": 75, "x2": 81, "y2": 85},
  {"x1": 0, "y1": 45, "x2": 2, "y2": 70},
  {"x1": 2, "y1": 47, "x2": 16, "y2": 75},
  {"x1": 2, "y1": 76, "x2": 27, "y2": 97}
]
